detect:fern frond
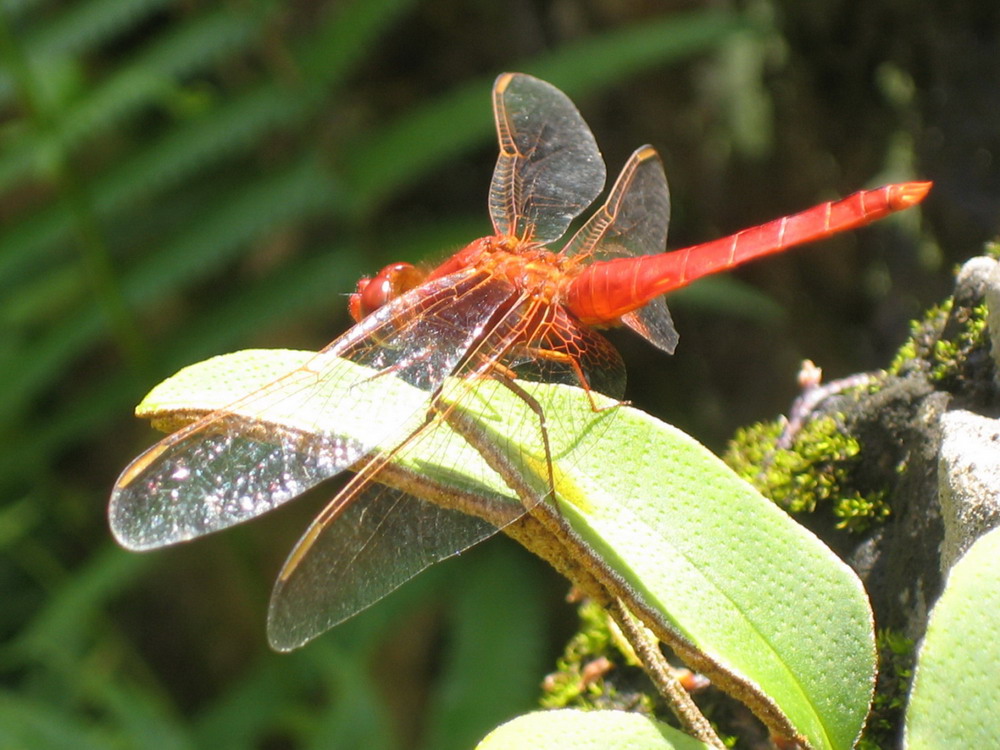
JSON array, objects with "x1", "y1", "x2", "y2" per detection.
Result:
[
  {"x1": 298, "y1": 0, "x2": 418, "y2": 86},
  {"x1": 0, "y1": 0, "x2": 177, "y2": 106},
  {"x1": 0, "y1": 157, "x2": 337, "y2": 422},
  {"x1": 0, "y1": 7, "x2": 269, "y2": 193}
]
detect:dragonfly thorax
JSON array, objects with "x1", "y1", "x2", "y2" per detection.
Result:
[
  {"x1": 467, "y1": 234, "x2": 574, "y2": 304},
  {"x1": 347, "y1": 235, "x2": 568, "y2": 324}
]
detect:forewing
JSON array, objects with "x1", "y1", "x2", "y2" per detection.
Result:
[
  {"x1": 268, "y1": 294, "x2": 554, "y2": 649},
  {"x1": 564, "y1": 145, "x2": 679, "y2": 353},
  {"x1": 489, "y1": 73, "x2": 606, "y2": 244},
  {"x1": 264, "y1": 258, "x2": 630, "y2": 650},
  {"x1": 109, "y1": 269, "x2": 517, "y2": 550}
]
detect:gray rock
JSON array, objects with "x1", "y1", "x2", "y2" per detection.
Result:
[
  {"x1": 938, "y1": 409, "x2": 1000, "y2": 572},
  {"x1": 955, "y1": 256, "x2": 997, "y2": 303},
  {"x1": 982, "y1": 259, "x2": 1000, "y2": 381}
]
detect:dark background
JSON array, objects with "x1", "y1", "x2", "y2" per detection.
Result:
[{"x1": 1, "y1": 0, "x2": 996, "y2": 747}]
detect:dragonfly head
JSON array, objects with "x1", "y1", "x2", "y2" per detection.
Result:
[{"x1": 349, "y1": 262, "x2": 425, "y2": 321}]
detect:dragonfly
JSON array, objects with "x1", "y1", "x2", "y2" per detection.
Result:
[{"x1": 110, "y1": 72, "x2": 930, "y2": 650}]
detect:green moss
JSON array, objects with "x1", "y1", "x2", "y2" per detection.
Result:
[
  {"x1": 540, "y1": 599, "x2": 655, "y2": 713},
  {"x1": 724, "y1": 414, "x2": 889, "y2": 532},
  {"x1": 857, "y1": 630, "x2": 915, "y2": 749},
  {"x1": 887, "y1": 298, "x2": 990, "y2": 385},
  {"x1": 931, "y1": 302, "x2": 989, "y2": 382},
  {"x1": 724, "y1": 285, "x2": 992, "y2": 533},
  {"x1": 888, "y1": 338, "x2": 919, "y2": 375},
  {"x1": 741, "y1": 287, "x2": 992, "y2": 537},
  {"x1": 887, "y1": 300, "x2": 952, "y2": 377},
  {"x1": 834, "y1": 490, "x2": 891, "y2": 532},
  {"x1": 723, "y1": 418, "x2": 784, "y2": 479}
]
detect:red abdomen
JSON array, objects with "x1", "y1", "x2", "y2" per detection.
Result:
[{"x1": 564, "y1": 181, "x2": 931, "y2": 326}]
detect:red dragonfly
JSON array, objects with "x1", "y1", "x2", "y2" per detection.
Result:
[{"x1": 110, "y1": 73, "x2": 930, "y2": 650}]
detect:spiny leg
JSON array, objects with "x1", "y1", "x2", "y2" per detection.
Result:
[{"x1": 516, "y1": 344, "x2": 627, "y2": 413}]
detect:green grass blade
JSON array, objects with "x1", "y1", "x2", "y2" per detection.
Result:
[
  {"x1": 0, "y1": 6, "x2": 267, "y2": 192},
  {"x1": 0, "y1": 692, "x2": 115, "y2": 750},
  {"x1": 12, "y1": 544, "x2": 154, "y2": 666},
  {"x1": 297, "y1": 0, "x2": 419, "y2": 85},
  {"x1": 0, "y1": 0, "x2": 176, "y2": 104}
]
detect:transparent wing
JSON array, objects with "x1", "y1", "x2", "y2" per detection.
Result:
[
  {"x1": 267, "y1": 294, "x2": 558, "y2": 649},
  {"x1": 620, "y1": 300, "x2": 679, "y2": 354},
  {"x1": 109, "y1": 269, "x2": 517, "y2": 550},
  {"x1": 564, "y1": 145, "x2": 679, "y2": 353},
  {"x1": 507, "y1": 301, "x2": 626, "y2": 400},
  {"x1": 267, "y1": 469, "x2": 510, "y2": 651},
  {"x1": 563, "y1": 145, "x2": 670, "y2": 261},
  {"x1": 489, "y1": 72, "x2": 606, "y2": 244}
]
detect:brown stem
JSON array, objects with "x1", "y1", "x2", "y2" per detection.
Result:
[{"x1": 608, "y1": 599, "x2": 725, "y2": 748}]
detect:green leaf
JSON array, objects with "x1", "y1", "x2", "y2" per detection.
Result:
[
  {"x1": 452, "y1": 379, "x2": 875, "y2": 750},
  {"x1": 904, "y1": 526, "x2": 1000, "y2": 748},
  {"x1": 475, "y1": 709, "x2": 709, "y2": 750},
  {"x1": 126, "y1": 348, "x2": 875, "y2": 749}
]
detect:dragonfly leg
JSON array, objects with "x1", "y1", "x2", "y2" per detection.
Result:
[
  {"x1": 491, "y1": 370, "x2": 558, "y2": 506},
  {"x1": 517, "y1": 345, "x2": 625, "y2": 413}
]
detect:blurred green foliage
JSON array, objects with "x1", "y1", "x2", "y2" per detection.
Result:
[{"x1": 0, "y1": 1, "x2": 764, "y2": 747}]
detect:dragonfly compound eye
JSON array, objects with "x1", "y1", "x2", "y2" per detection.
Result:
[
  {"x1": 348, "y1": 276, "x2": 371, "y2": 322},
  {"x1": 352, "y1": 263, "x2": 424, "y2": 320}
]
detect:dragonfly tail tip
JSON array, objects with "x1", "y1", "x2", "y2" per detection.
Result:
[{"x1": 891, "y1": 180, "x2": 933, "y2": 209}]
